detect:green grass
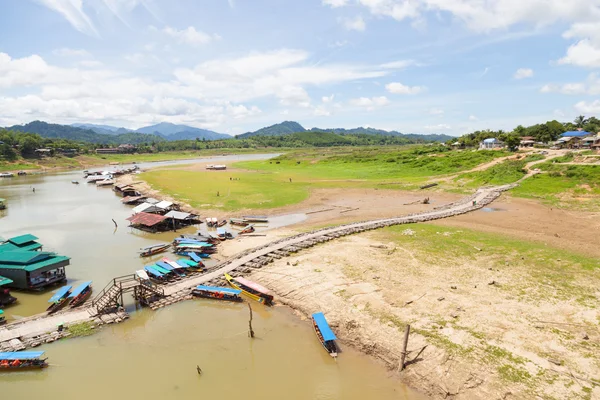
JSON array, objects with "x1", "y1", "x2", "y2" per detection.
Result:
[
  {"x1": 66, "y1": 322, "x2": 96, "y2": 337},
  {"x1": 140, "y1": 170, "x2": 310, "y2": 211},
  {"x1": 81, "y1": 148, "x2": 282, "y2": 164},
  {"x1": 497, "y1": 364, "x2": 532, "y2": 383},
  {"x1": 235, "y1": 147, "x2": 510, "y2": 184},
  {"x1": 455, "y1": 154, "x2": 545, "y2": 188},
  {"x1": 0, "y1": 162, "x2": 41, "y2": 172}
]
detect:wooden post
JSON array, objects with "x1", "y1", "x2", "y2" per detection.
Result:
[
  {"x1": 247, "y1": 303, "x2": 255, "y2": 338},
  {"x1": 400, "y1": 324, "x2": 410, "y2": 371}
]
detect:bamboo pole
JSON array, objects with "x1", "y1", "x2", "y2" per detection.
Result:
[
  {"x1": 400, "y1": 324, "x2": 410, "y2": 371},
  {"x1": 247, "y1": 303, "x2": 255, "y2": 338}
]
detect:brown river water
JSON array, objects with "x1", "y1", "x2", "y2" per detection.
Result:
[{"x1": 0, "y1": 155, "x2": 424, "y2": 399}]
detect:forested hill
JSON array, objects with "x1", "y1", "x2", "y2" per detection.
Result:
[
  {"x1": 238, "y1": 121, "x2": 453, "y2": 142},
  {"x1": 6, "y1": 121, "x2": 165, "y2": 145}
]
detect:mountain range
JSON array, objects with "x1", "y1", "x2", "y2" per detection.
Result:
[{"x1": 4, "y1": 120, "x2": 453, "y2": 144}]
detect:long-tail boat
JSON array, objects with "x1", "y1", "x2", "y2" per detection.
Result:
[
  {"x1": 0, "y1": 310, "x2": 5, "y2": 326},
  {"x1": 139, "y1": 243, "x2": 170, "y2": 257},
  {"x1": 242, "y1": 215, "x2": 268, "y2": 223},
  {"x1": 0, "y1": 351, "x2": 49, "y2": 371},
  {"x1": 311, "y1": 312, "x2": 338, "y2": 358},
  {"x1": 238, "y1": 224, "x2": 255, "y2": 235},
  {"x1": 224, "y1": 273, "x2": 273, "y2": 306},
  {"x1": 229, "y1": 218, "x2": 249, "y2": 226},
  {"x1": 68, "y1": 281, "x2": 93, "y2": 308},
  {"x1": 151, "y1": 264, "x2": 181, "y2": 281},
  {"x1": 46, "y1": 285, "x2": 72, "y2": 314},
  {"x1": 192, "y1": 285, "x2": 243, "y2": 302},
  {"x1": 144, "y1": 266, "x2": 167, "y2": 284}
]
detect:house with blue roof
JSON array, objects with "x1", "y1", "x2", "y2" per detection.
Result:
[{"x1": 479, "y1": 138, "x2": 504, "y2": 150}]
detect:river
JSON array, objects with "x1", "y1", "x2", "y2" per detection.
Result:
[{"x1": 0, "y1": 154, "x2": 424, "y2": 399}]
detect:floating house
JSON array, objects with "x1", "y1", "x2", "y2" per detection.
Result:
[
  {"x1": 0, "y1": 251, "x2": 70, "y2": 290},
  {"x1": 113, "y1": 183, "x2": 140, "y2": 197},
  {"x1": 0, "y1": 275, "x2": 17, "y2": 307},
  {"x1": 0, "y1": 234, "x2": 43, "y2": 253},
  {"x1": 164, "y1": 210, "x2": 201, "y2": 229},
  {"x1": 127, "y1": 212, "x2": 169, "y2": 232}
]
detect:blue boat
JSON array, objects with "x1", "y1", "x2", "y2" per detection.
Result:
[
  {"x1": 46, "y1": 285, "x2": 72, "y2": 314},
  {"x1": 192, "y1": 285, "x2": 243, "y2": 302},
  {"x1": 68, "y1": 281, "x2": 93, "y2": 308},
  {"x1": 311, "y1": 312, "x2": 338, "y2": 358},
  {"x1": 0, "y1": 351, "x2": 48, "y2": 370},
  {"x1": 144, "y1": 266, "x2": 166, "y2": 282},
  {"x1": 156, "y1": 261, "x2": 185, "y2": 277}
]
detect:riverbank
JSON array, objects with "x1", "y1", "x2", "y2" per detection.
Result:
[{"x1": 216, "y1": 222, "x2": 600, "y2": 400}]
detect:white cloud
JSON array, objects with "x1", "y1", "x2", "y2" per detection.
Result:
[
  {"x1": 342, "y1": 16, "x2": 366, "y2": 31},
  {"x1": 558, "y1": 39, "x2": 600, "y2": 68},
  {"x1": 380, "y1": 59, "x2": 418, "y2": 69},
  {"x1": 278, "y1": 85, "x2": 311, "y2": 108},
  {"x1": 574, "y1": 100, "x2": 600, "y2": 113},
  {"x1": 314, "y1": 106, "x2": 332, "y2": 116},
  {"x1": 469, "y1": 115, "x2": 478, "y2": 121},
  {"x1": 424, "y1": 123, "x2": 451, "y2": 130},
  {"x1": 540, "y1": 73, "x2": 600, "y2": 95},
  {"x1": 349, "y1": 96, "x2": 389, "y2": 111},
  {"x1": 78, "y1": 60, "x2": 103, "y2": 68},
  {"x1": 385, "y1": 82, "x2": 424, "y2": 94},
  {"x1": 52, "y1": 48, "x2": 91, "y2": 57},
  {"x1": 429, "y1": 108, "x2": 444, "y2": 115},
  {"x1": 322, "y1": 94, "x2": 335, "y2": 103},
  {"x1": 514, "y1": 68, "x2": 533, "y2": 79},
  {"x1": 160, "y1": 26, "x2": 220, "y2": 46},
  {"x1": 38, "y1": 0, "x2": 99, "y2": 37},
  {"x1": 323, "y1": 0, "x2": 349, "y2": 7}
]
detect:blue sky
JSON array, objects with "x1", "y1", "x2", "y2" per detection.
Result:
[{"x1": 0, "y1": 0, "x2": 599, "y2": 136}]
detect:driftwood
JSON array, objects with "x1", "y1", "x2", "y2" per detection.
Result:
[
  {"x1": 399, "y1": 324, "x2": 411, "y2": 371},
  {"x1": 306, "y1": 208, "x2": 335, "y2": 215},
  {"x1": 247, "y1": 303, "x2": 255, "y2": 338},
  {"x1": 420, "y1": 183, "x2": 438, "y2": 190},
  {"x1": 340, "y1": 207, "x2": 360, "y2": 214}
]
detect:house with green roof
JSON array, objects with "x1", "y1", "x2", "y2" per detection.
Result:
[
  {"x1": 0, "y1": 234, "x2": 43, "y2": 253},
  {"x1": 0, "y1": 250, "x2": 69, "y2": 290}
]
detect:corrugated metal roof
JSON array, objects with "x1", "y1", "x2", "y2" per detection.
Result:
[
  {"x1": 483, "y1": 138, "x2": 500, "y2": 143},
  {"x1": 561, "y1": 131, "x2": 591, "y2": 137},
  {"x1": 164, "y1": 210, "x2": 194, "y2": 220},
  {"x1": 0, "y1": 251, "x2": 54, "y2": 265},
  {"x1": 132, "y1": 202, "x2": 159, "y2": 213},
  {"x1": 0, "y1": 275, "x2": 13, "y2": 286},
  {"x1": 0, "y1": 242, "x2": 43, "y2": 253},
  {"x1": 8, "y1": 234, "x2": 39, "y2": 245},
  {"x1": 155, "y1": 200, "x2": 173, "y2": 209},
  {"x1": 0, "y1": 255, "x2": 70, "y2": 272},
  {"x1": 127, "y1": 212, "x2": 167, "y2": 227},
  {"x1": 145, "y1": 198, "x2": 160, "y2": 204}
]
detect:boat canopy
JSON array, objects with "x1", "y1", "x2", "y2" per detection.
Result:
[
  {"x1": 234, "y1": 276, "x2": 270, "y2": 295},
  {"x1": 140, "y1": 242, "x2": 169, "y2": 251},
  {"x1": 48, "y1": 285, "x2": 72, "y2": 303},
  {"x1": 188, "y1": 253, "x2": 202, "y2": 263},
  {"x1": 136, "y1": 270, "x2": 150, "y2": 280},
  {"x1": 312, "y1": 312, "x2": 337, "y2": 342},
  {"x1": 144, "y1": 266, "x2": 164, "y2": 277},
  {"x1": 68, "y1": 281, "x2": 92, "y2": 298},
  {"x1": 0, "y1": 351, "x2": 45, "y2": 360},
  {"x1": 0, "y1": 275, "x2": 13, "y2": 287},
  {"x1": 178, "y1": 259, "x2": 198, "y2": 267},
  {"x1": 155, "y1": 261, "x2": 174, "y2": 271},
  {"x1": 0, "y1": 309, "x2": 4, "y2": 315},
  {"x1": 195, "y1": 285, "x2": 241, "y2": 295}
]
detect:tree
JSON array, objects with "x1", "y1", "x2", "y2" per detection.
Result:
[
  {"x1": 574, "y1": 115, "x2": 587, "y2": 128},
  {"x1": 502, "y1": 133, "x2": 521, "y2": 151}
]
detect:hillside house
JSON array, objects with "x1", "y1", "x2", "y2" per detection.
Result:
[{"x1": 479, "y1": 138, "x2": 504, "y2": 150}]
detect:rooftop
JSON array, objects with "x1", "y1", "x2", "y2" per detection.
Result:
[
  {"x1": 561, "y1": 131, "x2": 592, "y2": 138},
  {"x1": 0, "y1": 254, "x2": 70, "y2": 272},
  {"x1": 7, "y1": 234, "x2": 39, "y2": 245},
  {"x1": 0, "y1": 241, "x2": 43, "y2": 253},
  {"x1": 127, "y1": 212, "x2": 167, "y2": 227},
  {"x1": 0, "y1": 275, "x2": 13, "y2": 286}
]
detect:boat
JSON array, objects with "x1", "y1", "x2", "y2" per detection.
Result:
[
  {"x1": 0, "y1": 173, "x2": 14, "y2": 178},
  {"x1": 17, "y1": 171, "x2": 27, "y2": 176},
  {"x1": 46, "y1": 285, "x2": 72, "y2": 314},
  {"x1": 239, "y1": 224, "x2": 255, "y2": 235},
  {"x1": 224, "y1": 273, "x2": 273, "y2": 306},
  {"x1": 192, "y1": 285, "x2": 243, "y2": 302},
  {"x1": 205, "y1": 217, "x2": 213, "y2": 227},
  {"x1": 68, "y1": 281, "x2": 92, "y2": 308},
  {"x1": 139, "y1": 243, "x2": 171, "y2": 257},
  {"x1": 136, "y1": 269, "x2": 151, "y2": 281},
  {"x1": 311, "y1": 312, "x2": 338, "y2": 358},
  {"x1": 0, "y1": 310, "x2": 5, "y2": 326},
  {"x1": 217, "y1": 219, "x2": 227, "y2": 227},
  {"x1": 71, "y1": 180, "x2": 79, "y2": 185},
  {"x1": 0, "y1": 198, "x2": 6, "y2": 210},
  {"x1": 0, "y1": 351, "x2": 49, "y2": 371},
  {"x1": 229, "y1": 218, "x2": 249, "y2": 226},
  {"x1": 144, "y1": 266, "x2": 167, "y2": 283},
  {"x1": 96, "y1": 179, "x2": 115, "y2": 186},
  {"x1": 211, "y1": 217, "x2": 218, "y2": 226},
  {"x1": 242, "y1": 215, "x2": 268, "y2": 223}
]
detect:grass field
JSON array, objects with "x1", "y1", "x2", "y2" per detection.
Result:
[
  {"x1": 140, "y1": 170, "x2": 310, "y2": 211},
  {"x1": 453, "y1": 154, "x2": 545, "y2": 189},
  {"x1": 0, "y1": 162, "x2": 41, "y2": 172}
]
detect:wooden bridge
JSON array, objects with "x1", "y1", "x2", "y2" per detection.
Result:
[{"x1": 91, "y1": 274, "x2": 165, "y2": 314}]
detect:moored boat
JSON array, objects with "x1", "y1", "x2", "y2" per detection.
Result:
[
  {"x1": 0, "y1": 310, "x2": 5, "y2": 325},
  {"x1": 139, "y1": 243, "x2": 171, "y2": 257},
  {"x1": 0, "y1": 173, "x2": 14, "y2": 178},
  {"x1": 312, "y1": 312, "x2": 338, "y2": 358},
  {"x1": 68, "y1": 281, "x2": 92, "y2": 308},
  {"x1": 96, "y1": 179, "x2": 115, "y2": 186},
  {"x1": 211, "y1": 217, "x2": 218, "y2": 226},
  {"x1": 71, "y1": 180, "x2": 79, "y2": 184},
  {"x1": 242, "y1": 215, "x2": 268, "y2": 223},
  {"x1": 239, "y1": 224, "x2": 255, "y2": 235},
  {"x1": 0, "y1": 351, "x2": 49, "y2": 371},
  {"x1": 224, "y1": 273, "x2": 273, "y2": 306},
  {"x1": 46, "y1": 285, "x2": 72, "y2": 314},
  {"x1": 229, "y1": 218, "x2": 249, "y2": 226},
  {"x1": 217, "y1": 219, "x2": 227, "y2": 227},
  {"x1": 0, "y1": 198, "x2": 6, "y2": 210},
  {"x1": 192, "y1": 285, "x2": 243, "y2": 302}
]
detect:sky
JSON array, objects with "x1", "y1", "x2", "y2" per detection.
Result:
[{"x1": 0, "y1": 0, "x2": 599, "y2": 136}]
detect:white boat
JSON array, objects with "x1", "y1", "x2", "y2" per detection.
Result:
[
  {"x1": 96, "y1": 179, "x2": 115, "y2": 186},
  {"x1": 0, "y1": 173, "x2": 14, "y2": 178}
]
